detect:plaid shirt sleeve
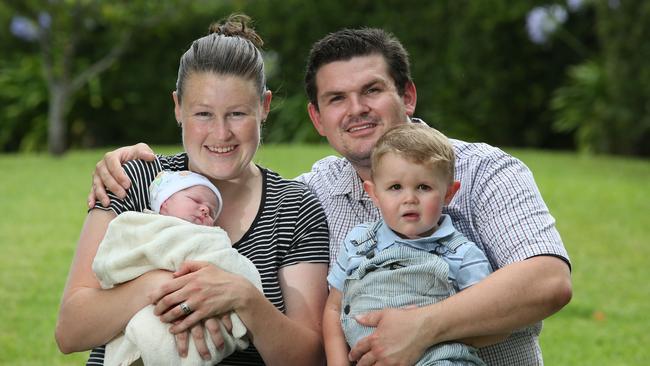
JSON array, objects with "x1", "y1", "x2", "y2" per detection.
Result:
[{"x1": 468, "y1": 147, "x2": 569, "y2": 269}]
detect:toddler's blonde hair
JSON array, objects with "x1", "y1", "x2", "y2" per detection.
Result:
[{"x1": 371, "y1": 124, "x2": 455, "y2": 184}]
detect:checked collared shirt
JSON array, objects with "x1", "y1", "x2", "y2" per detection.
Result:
[{"x1": 295, "y1": 130, "x2": 570, "y2": 366}]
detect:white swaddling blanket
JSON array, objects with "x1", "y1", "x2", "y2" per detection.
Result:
[{"x1": 92, "y1": 211, "x2": 263, "y2": 366}]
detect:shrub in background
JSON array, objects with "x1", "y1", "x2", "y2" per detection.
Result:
[
  {"x1": 3, "y1": 0, "x2": 648, "y2": 157},
  {"x1": 552, "y1": 1, "x2": 650, "y2": 156}
]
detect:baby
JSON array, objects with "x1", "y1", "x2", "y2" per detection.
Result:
[
  {"x1": 93, "y1": 170, "x2": 262, "y2": 366},
  {"x1": 149, "y1": 169, "x2": 223, "y2": 227}
]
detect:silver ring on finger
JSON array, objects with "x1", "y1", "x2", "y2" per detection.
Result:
[{"x1": 179, "y1": 302, "x2": 193, "y2": 315}]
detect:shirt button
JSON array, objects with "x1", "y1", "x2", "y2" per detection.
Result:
[
  {"x1": 365, "y1": 251, "x2": 375, "y2": 259},
  {"x1": 344, "y1": 304, "x2": 350, "y2": 314}
]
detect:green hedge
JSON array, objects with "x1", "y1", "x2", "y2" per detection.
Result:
[{"x1": 2, "y1": 0, "x2": 648, "y2": 156}]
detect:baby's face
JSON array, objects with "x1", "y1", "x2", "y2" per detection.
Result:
[
  {"x1": 159, "y1": 185, "x2": 219, "y2": 226},
  {"x1": 368, "y1": 153, "x2": 450, "y2": 239}
]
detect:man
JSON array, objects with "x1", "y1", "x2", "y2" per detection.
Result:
[{"x1": 90, "y1": 28, "x2": 571, "y2": 366}]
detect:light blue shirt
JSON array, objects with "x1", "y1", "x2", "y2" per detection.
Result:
[{"x1": 328, "y1": 214, "x2": 492, "y2": 292}]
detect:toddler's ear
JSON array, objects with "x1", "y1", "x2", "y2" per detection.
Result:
[
  {"x1": 444, "y1": 180, "x2": 461, "y2": 205},
  {"x1": 363, "y1": 180, "x2": 380, "y2": 206}
]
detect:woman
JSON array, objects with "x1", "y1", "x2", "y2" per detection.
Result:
[{"x1": 55, "y1": 14, "x2": 330, "y2": 365}]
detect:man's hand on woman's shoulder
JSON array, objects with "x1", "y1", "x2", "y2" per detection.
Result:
[{"x1": 88, "y1": 142, "x2": 156, "y2": 208}]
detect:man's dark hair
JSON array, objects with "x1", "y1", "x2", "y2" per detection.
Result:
[{"x1": 304, "y1": 28, "x2": 412, "y2": 109}]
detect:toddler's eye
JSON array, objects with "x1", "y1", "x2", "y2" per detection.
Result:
[
  {"x1": 389, "y1": 184, "x2": 401, "y2": 190},
  {"x1": 417, "y1": 184, "x2": 431, "y2": 191}
]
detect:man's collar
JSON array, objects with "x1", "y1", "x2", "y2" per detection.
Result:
[{"x1": 330, "y1": 159, "x2": 371, "y2": 201}]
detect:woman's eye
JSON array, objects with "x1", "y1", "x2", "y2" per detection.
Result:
[
  {"x1": 195, "y1": 111, "x2": 211, "y2": 118},
  {"x1": 229, "y1": 111, "x2": 247, "y2": 118}
]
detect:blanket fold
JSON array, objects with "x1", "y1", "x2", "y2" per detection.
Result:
[{"x1": 93, "y1": 212, "x2": 263, "y2": 366}]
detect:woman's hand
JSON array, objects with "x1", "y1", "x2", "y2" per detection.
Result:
[
  {"x1": 139, "y1": 269, "x2": 175, "y2": 293},
  {"x1": 150, "y1": 261, "x2": 256, "y2": 334},
  {"x1": 174, "y1": 316, "x2": 232, "y2": 361}
]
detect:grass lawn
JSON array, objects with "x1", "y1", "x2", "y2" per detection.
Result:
[{"x1": 0, "y1": 144, "x2": 648, "y2": 365}]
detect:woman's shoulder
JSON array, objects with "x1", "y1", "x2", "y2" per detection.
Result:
[
  {"x1": 262, "y1": 167, "x2": 313, "y2": 195},
  {"x1": 121, "y1": 153, "x2": 188, "y2": 184},
  {"x1": 260, "y1": 167, "x2": 324, "y2": 213},
  {"x1": 156, "y1": 152, "x2": 189, "y2": 170}
]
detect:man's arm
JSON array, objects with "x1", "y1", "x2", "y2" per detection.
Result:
[
  {"x1": 349, "y1": 256, "x2": 571, "y2": 365},
  {"x1": 350, "y1": 148, "x2": 572, "y2": 365},
  {"x1": 88, "y1": 143, "x2": 156, "y2": 207}
]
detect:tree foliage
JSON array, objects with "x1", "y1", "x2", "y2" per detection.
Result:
[
  {"x1": 1, "y1": 0, "x2": 648, "y2": 156},
  {"x1": 593, "y1": 0, "x2": 650, "y2": 155},
  {"x1": 552, "y1": 0, "x2": 650, "y2": 156},
  {"x1": 245, "y1": 0, "x2": 589, "y2": 148},
  {"x1": 1, "y1": 0, "x2": 231, "y2": 155}
]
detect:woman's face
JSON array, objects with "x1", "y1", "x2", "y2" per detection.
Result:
[{"x1": 174, "y1": 72, "x2": 271, "y2": 182}]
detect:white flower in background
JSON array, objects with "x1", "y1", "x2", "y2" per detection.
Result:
[
  {"x1": 567, "y1": 0, "x2": 584, "y2": 12},
  {"x1": 38, "y1": 12, "x2": 51, "y2": 29},
  {"x1": 526, "y1": 5, "x2": 569, "y2": 44},
  {"x1": 10, "y1": 16, "x2": 39, "y2": 42}
]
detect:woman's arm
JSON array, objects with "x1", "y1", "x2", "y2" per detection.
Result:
[
  {"x1": 55, "y1": 209, "x2": 172, "y2": 353},
  {"x1": 153, "y1": 261, "x2": 329, "y2": 366},
  {"x1": 248, "y1": 262, "x2": 328, "y2": 366},
  {"x1": 323, "y1": 288, "x2": 352, "y2": 366}
]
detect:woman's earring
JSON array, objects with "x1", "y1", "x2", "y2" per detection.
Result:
[{"x1": 177, "y1": 120, "x2": 183, "y2": 127}]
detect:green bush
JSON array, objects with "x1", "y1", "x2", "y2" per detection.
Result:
[
  {"x1": 552, "y1": 1, "x2": 650, "y2": 156},
  {"x1": 0, "y1": 55, "x2": 48, "y2": 152},
  {"x1": 552, "y1": 60, "x2": 609, "y2": 154},
  {"x1": 593, "y1": 1, "x2": 650, "y2": 155},
  {"x1": 4, "y1": 1, "x2": 648, "y2": 157}
]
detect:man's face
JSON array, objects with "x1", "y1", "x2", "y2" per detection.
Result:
[{"x1": 308, "y1": 54, "x2": 416, "y2": 172}]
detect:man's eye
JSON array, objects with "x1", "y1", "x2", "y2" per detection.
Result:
[
  {"x1": 366, "y1": 87, "x2": 381, "y2": 94},
  {"x1": 329, "y1": 95, "x2": 344, "y2": 103}
]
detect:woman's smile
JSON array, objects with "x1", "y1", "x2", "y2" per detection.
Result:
[{"x1": 206, "y1": 145, "x2": 237, "y2": 154}]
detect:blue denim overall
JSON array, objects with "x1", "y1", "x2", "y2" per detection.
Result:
[{"x1": 341, "y1": 221, "x2": 485, "y2": 366}]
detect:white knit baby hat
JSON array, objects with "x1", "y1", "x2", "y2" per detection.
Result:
[{"x1": 149, "y1": 170, "x2": 223, "y2": 219}]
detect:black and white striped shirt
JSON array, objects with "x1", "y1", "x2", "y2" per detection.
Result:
[{"x1": 87, "y1": 153, "x2": 330, "y2": 366}]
